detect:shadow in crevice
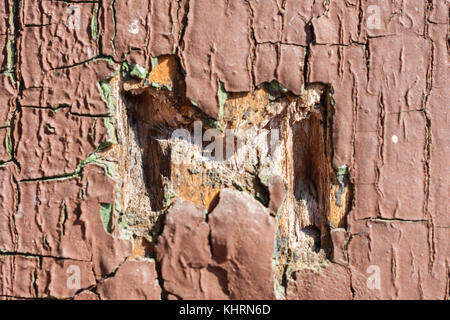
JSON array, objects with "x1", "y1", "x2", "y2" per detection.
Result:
[
  {"x1": 293, "y1": 112, "x2": 333, "y2": 255},
  {"x1": 123, "y1": 91, "x2": 172, "y2": 212}
]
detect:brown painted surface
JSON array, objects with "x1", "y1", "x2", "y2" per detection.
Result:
[
  {"x1": 0, "y1": 0, "x2": 448, "y2": 300},
  {"x1": 156, "y1": 190, "x2": 276, "y2": 300}
]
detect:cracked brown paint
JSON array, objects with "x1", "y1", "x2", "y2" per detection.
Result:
[{"x1": 0, "y1": 0, "x2": 448, "y2": 300}]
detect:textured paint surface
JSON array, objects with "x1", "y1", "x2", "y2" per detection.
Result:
[{"x1": 0, "y1": 0, "x2": 448, "y2": 300}]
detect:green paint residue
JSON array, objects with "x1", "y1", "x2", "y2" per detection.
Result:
[
  {"x1": 6, "y1": 35, "x2": 14, "y2": 75},
  {"x1": 110, "y1": 0, "x2": 117, "y2": 55},
  {"x1": 5, "y1": 127, "x2": 12, "y2": 157},
  {"x1": 84, "y1": 56, "x2": 117, "y2": 68},
  {"x1": 217, "y1": 80, "x2": 228, "y2": 121},
  {"x1": 274, "y1": 276, "x2": 286, "y2": 300},
  {"x1": 329, "y1": 88, "x2": 336, "y2": 108},
  {"x1": 335, "y1": 165, "x2": 348, "y2": 207},
  {"x1": 31, "y1": 270, "x2": 38, "y2": 296},
  {"x1": 96, "y1": 62, "x2": 120, "y2": 150},
  {"x1": 261, "y1": 80, "x2": 289, "y2": 101},
  {"x1": 130, "y1": 64, "x2": 149, "y2": 79},
  {"x1": 118, "y1": 216, "x2": 130, "y2": 229},
  {"x1": 91, "y1": 5, "x2": 99, "y2": 40},
  {"x1": 203, "y1": 118, "x2": 223, "y2": 132},
  {"x1": 151, "y1": 57, "x2": 158, "y2": 71},
  {"x1": 149, "y1": 81, "x2": 172, "y2": 91},
  {"x1": 103, "y1": 117, "x2": 118, "y2": 146},
  {"x1": 8, "y1": 4, "x2": 14, "y2": 34},
  {"x1": 162, "y1": 192, "x2": 176, "y2": 208},
  {"x1": 336, "y1": 165, "x2": 348, "y2": 176},
  {"x1": 122, "y1": 62, "x2": 149, "y2": 80},
  {"x1": 98, "y1": 81, "x2": 116, "y2": 116},
  {"x1": 269, "y1": 81, "x2": 288, "y2": 94},
  {"x1": 4, "y1": 3, "x2": 16, "y2": 80},
  {"x1": 100, "y1": 203, "x2": 113, "y2": 233},
  {"x1": 85, "y1": 157, "x2": 123, "y2": 216}
]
